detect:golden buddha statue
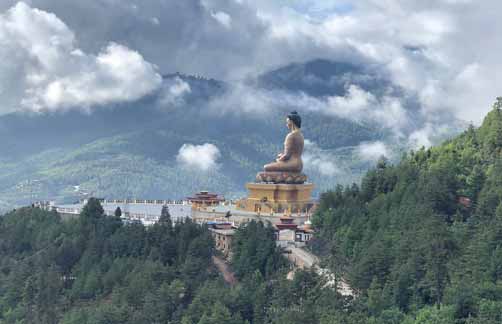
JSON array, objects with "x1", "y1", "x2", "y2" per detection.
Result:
[
  {"x1": 241, "y1": 111, "x2": 314, "y2": 214},
  {"x1": 264, "y1": 111, "x2": 304, "y2": 173}
]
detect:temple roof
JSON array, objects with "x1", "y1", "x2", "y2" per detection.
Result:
[{"x1": 187, "y1": 191, "x2": 225, "y2": 202}]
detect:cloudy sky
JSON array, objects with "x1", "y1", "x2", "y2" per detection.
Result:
[{"x1": 0, "y1": 0, "x2": 500, "y2": 125}]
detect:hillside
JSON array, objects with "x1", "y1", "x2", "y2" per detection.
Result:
[
  {"x1": 1, "y1": 103, "x2": 501, "y2": 323},
  {"x1": 0, "y1": 59, "x2": 463, "y2": 211},
  {"x1": 311, "y1": 98, "x2": 502, "y2": 323},
  {"x1": 0, "y1": 200, "x2": 312, "y2": 324},
  {"x1": 0, "y1": 200, "x2": 226, "y2": 323}
]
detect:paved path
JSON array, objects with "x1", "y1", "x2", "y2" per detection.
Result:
[
  {"x1": 283, "y1": 246, "x2": 354, "y2": 296},
  {"x1": 212, "y1": 256, "x2": 238, "y2": 286},
  {"x1": 288, "y1": 246, "x2": 319, "y2": 268}
]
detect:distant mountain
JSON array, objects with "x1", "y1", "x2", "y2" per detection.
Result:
[
  {"x1": 0, "y1": 59, "x2": 464, "y2": 212},
  {"x1": 258, "y1": 59, "x2": 388, "y2": 97}
]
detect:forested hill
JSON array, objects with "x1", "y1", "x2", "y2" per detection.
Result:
[
  {"x1": 312, "y1": 98, "x2": 502, "y2": 323},
  {"x1": 0, "y1": 200, "x2": 315, "y2": 324},
  {"x1": 3, "y1": 102, "x2": 502, "y2": 324}
]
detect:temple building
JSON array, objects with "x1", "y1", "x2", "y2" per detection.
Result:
[
  {"x1": 208, "y1": 216, "x2": 314, "y2": 257},
  {"x1": 275, "y1": 216, "x2": 314, "y2": 246},
  {"x1": 40, "y1": 198, "x2": 192, "y2": 225},
  {"x1": 208, "y1": 222, "x2": 235, "y2": 258},
  {"x1": 192, "y1": 112, "x2": 317, "y2": 228},
  {"x1": 187, "y1": 191, "x2": 225, "y2": 210}
]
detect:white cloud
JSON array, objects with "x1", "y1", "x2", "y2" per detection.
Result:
[
  {"x1": 0, "y1": 2, "x2": 161, "y2": 113},
  {"x1": 325, "y1": 85, "x2": 373, "y2": 117},
  {"x1": 407, "y1": 122, "x2": 457, "y2": 149},
  {"x1": 356, "y1": 141, "x2": 391, "y2": 161},
  {"x1": 211, "y1": 11, "x2": 232, "y2": 29},
  {"x1": 303, "y1": 139, "x2": 340, "y2": 176},
  {"x1": 250, "y1": 0, "x2": 502, "y2": 125},
  {"x1": 176, "y1": 143, "x2": 221, "y2": 171},
  {"x1": 209, "y1": 82, "x2": 410, "y2": 137},
  {"x1": 322, "y1": 85, "x2": 409, "y2": 133},
  {"x1": 408, "y1": 128, "x2": 433, "y2": 149},
  {"x1": 207, "y1": 83, "x2": 286, "y2": 115},
  {"x1": 159, "y1": 77, "x2": 191, "y2": 106},
  {"x1": 0, "y1": 0, "x2": 500, "y2": 133}
]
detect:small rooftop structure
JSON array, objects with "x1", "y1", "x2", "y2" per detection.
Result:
[
  {"x1": 187, "y1": 191, "x2": 225, "y2": 209},
  {"x1": 275, "y1": 218, "x2": 314, "y2": 246},
  {"x1": 276, "y1": 215, "x2": 299, "y2": 231},
  {"x1": 208, "y1": 225, "x2": 236, "y2": 257},
  {"x1": 207, "y1": 221, "x2": 233, "y2": 230}
]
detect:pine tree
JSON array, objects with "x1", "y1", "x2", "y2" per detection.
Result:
[
  {"x1": 80, "y1": 198, "x2": 105, "y2": 222},
  {"x1": 465, "y1": 165, "x2": 485, "y2": 202},
  {"x1": 493, "y1": 97, "x2": 502, "y2": 110},
  {"x1": 159, "y1": 205, "x2": 173, "y2": 228}
]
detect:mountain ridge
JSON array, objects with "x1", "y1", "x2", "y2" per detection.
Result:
[{"x1": 0, "y1": 59, "x2": 464, "y2": 211}]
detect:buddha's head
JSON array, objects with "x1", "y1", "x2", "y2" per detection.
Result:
[{"x1": 287, "y1": 111, "x2": 301, "y2": 130}]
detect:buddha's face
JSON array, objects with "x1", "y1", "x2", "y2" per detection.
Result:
[{"x1": 286, "y1": 118, "x2": 293, "y2": 130}]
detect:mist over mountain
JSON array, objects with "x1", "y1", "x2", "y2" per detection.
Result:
[
  {"x1": 0, "y1": 59, "x2": 465, "y2": 211},
  {"x1": 258, "y1": 59, "x2": 388, "y2": 97}
]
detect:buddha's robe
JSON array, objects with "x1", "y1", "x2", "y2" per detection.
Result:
[{"x1": 264, "y1": 130, "x2": 304, "y2": 173}]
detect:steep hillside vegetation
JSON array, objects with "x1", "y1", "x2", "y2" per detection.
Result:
[
  {"x1": 0, "y1": 200, "x2": 321, "y2": 324},
  {"x1": 312, "y1": 98, "x2": 502, "y2": 323},
  {"x1": 2, "y1": 101, "x2": 502, "y2": 323}
]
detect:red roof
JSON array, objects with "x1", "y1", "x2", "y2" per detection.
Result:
[
  {"x1": 276, "y1": 223, "x2": 298, "y2": 230},
  {"x1": 279, "y1": 216, "x2": 294, "y2": 222},
  {"x1": 276, "y1": 216, "x2": 298, "y2": 230},
  {"x1": 187, "y1": 191, "x2": 225, "y2": 202}
]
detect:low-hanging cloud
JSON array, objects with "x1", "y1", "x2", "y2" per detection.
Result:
[
  {"x1": 252, "y1": 0, "x2": 502, "y2": 125},
  {"x1": 0, "y1": 0, "x2": 498, "y2": 146},
  {"x1": 158, "y1": 77, "x2": 191, "y2": 107},
  {"x1": 211, "y1": 11, "x2": 232, "y2": 29},
  {"x1": 0, "y1": 2, "x2": 161, "y2": 113},
  {"x1": 303, "y1": 139, "x2": 340, "y2": 177},
  {"x1": 324, "y1": 85, "x2": 410, "y2": 133},
  {"x1": 356, "y1": 141, "x2": 391, "y2": 162},
  {"x1": 407, "y1": 122, "x2": 460, "y2": 149},
  {"x1": 176, "y1": 143, "x2": 221, "y2": 171},
  {"x1": 209, "y1": 82, "x2": 412, "y2": 137}
]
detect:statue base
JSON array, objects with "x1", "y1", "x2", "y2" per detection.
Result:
[
  {"x1": 256, "y1": 171, "x2": 307, "y2": 184},
  {"x1": 237, "y1": 182, "x2": 315, "y2": 214}
]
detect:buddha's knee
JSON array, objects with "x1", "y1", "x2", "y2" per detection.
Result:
[{"x1": 264, "y1": 162, "x2": 278, "y2": 171}]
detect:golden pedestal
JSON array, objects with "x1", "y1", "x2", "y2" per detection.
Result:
[{"x1": 238, "y1": 182, "x2": 314, "y2": 214}]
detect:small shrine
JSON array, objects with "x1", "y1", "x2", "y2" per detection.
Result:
[
  {"x1": 187, "y1": 191, "x2": 224, "y2": 210},
  {"x1": 275, "y1": 216, "x2": 314, "y2": 244}
]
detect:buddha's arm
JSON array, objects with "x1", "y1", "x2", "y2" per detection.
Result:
[{"x1": 278, "y1": 134, "x2": 293, "y2": 161}]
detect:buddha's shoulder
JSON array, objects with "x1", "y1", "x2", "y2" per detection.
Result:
[
  {"x1": 289, "y1": 130, "x2": 303, "y2": 139},
  {"x1": 286, "y1": 131, "x2": 303, "y2": 143}
]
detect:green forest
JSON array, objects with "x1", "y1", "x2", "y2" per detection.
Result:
[
  {"x1": 312, "y1": 98, "x2": 502, "y2": 323},
  {"x1": 2, "y1": 99, "x2": 502, "y2": 323}
]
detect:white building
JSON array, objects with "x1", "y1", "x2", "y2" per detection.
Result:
[{"x1": 44, "y1": 199, "x2": 192, "y2": 226}]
